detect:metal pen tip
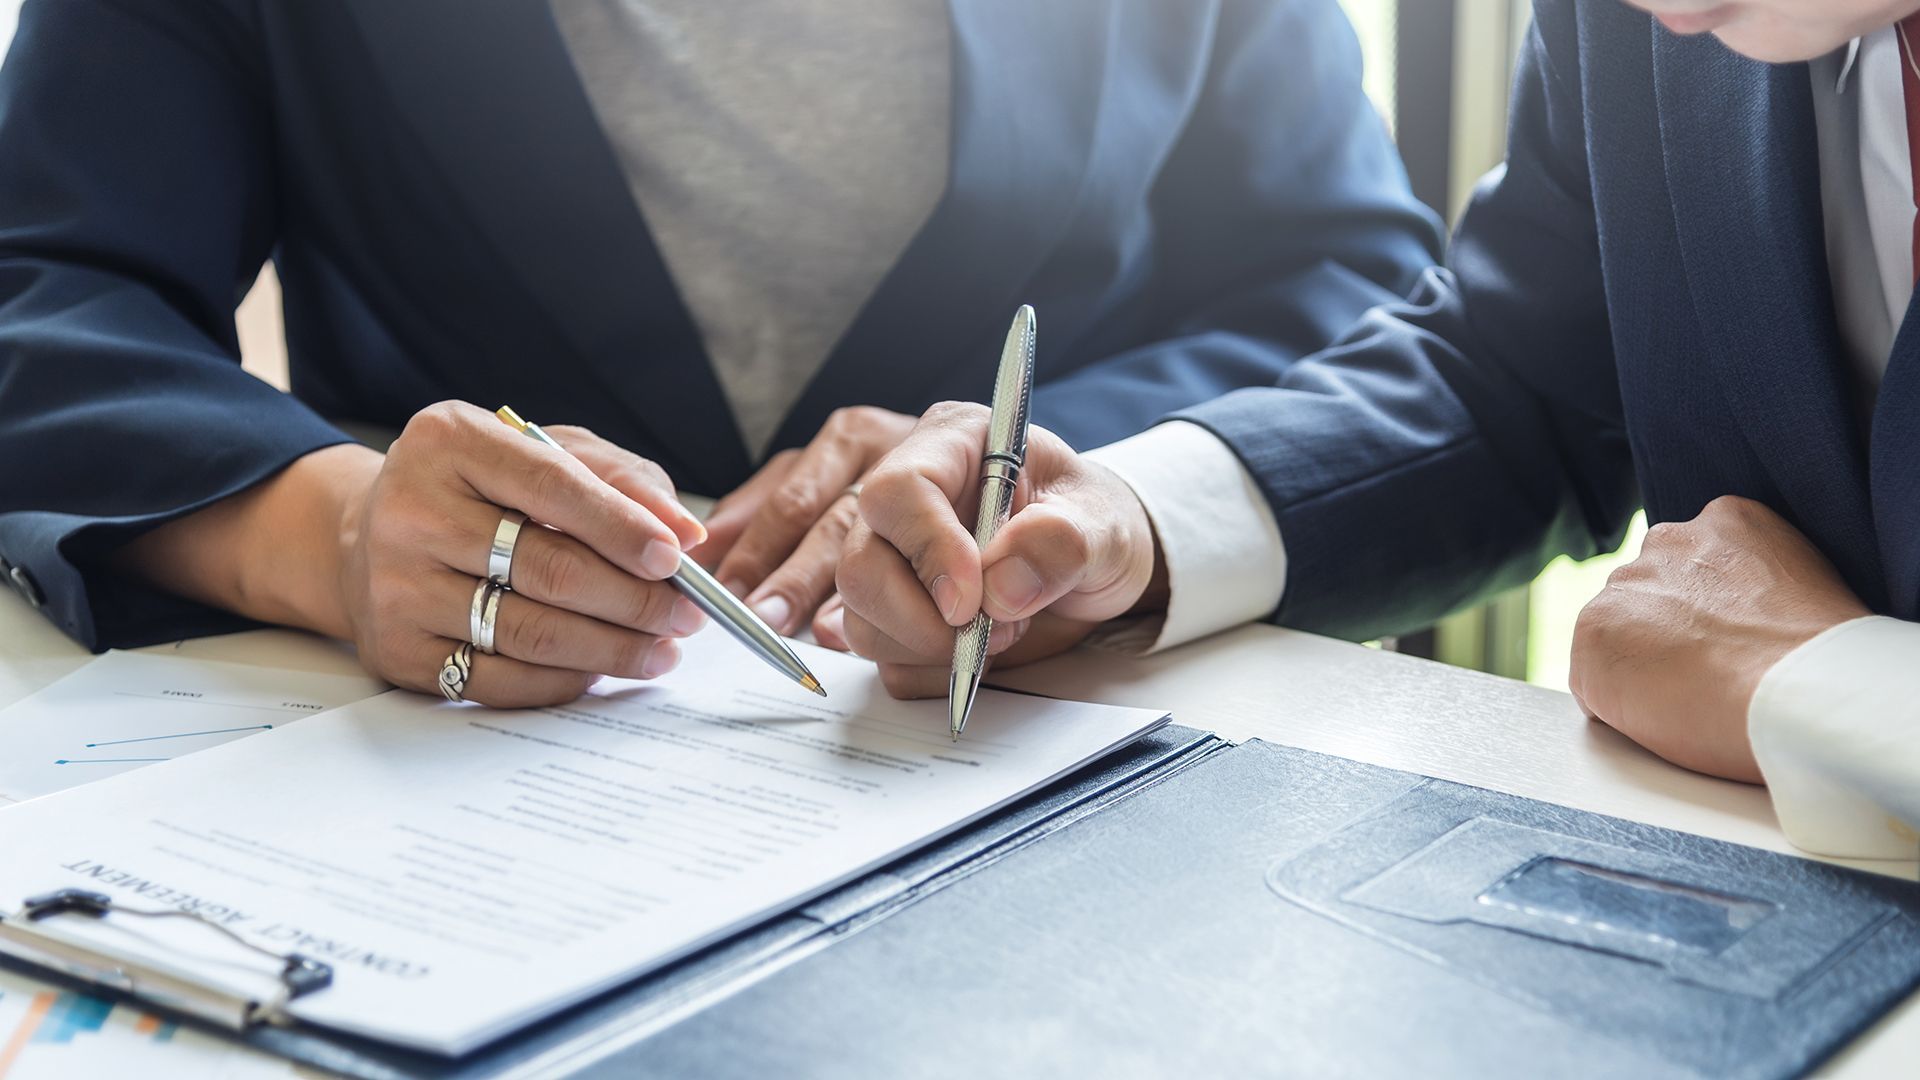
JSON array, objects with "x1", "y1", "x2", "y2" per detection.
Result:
[
  {"x1": 947, "y1": 671, "x2": 979, "y2": 741},
  {"x1": 495, "y1": 405, "x2": 529, "y2": 431},
  {"x1": 800, "y1": 674, "x2": 825, "y2": 697}
]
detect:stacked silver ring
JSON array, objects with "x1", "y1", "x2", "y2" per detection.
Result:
[
  {"x1": 470, "y1": 511, "x2": 525, "y2": 657},
  {"x1": 470, "y1": 578, "x2": 507, "y2": 655},
  {"x1": 438, "y1": 642, "x2": 474, "y2": 703},
  {"x1": 438, "y1": 511, "x2": 526, "y2": 699}
]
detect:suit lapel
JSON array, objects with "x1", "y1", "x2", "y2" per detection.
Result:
[
  {"x1": 342, "y1": 1, "x2": 750, "y2": 492},
  {"x1": 764, "y1": 0, "x2": 1118, "y2": 455},
  {"x1": 1651, "y1": 29, "x2": 1883, "y2": 603},
  {"x1": 1873, "y1": 293, "x2": 1920, "y2": 617}
]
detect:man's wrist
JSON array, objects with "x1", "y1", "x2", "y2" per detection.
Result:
[
  {"x1": 1128, "y1": 514, "x2": 1170, "y2": 616},
  {"x1": 1085, "y1": 421, "x2": 1286, "y2": 652}
]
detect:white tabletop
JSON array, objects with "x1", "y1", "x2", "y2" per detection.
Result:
[{"x1": 1, "y1": 590, "x2": 1913, "y2": 1075}]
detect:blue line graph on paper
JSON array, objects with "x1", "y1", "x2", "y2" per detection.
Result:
[
  {"x1": 88, "y1": 724, "x2": 273, "y2": 748},
  {"x1": 55, "y1": 725, "x2": 275, "y2": 766}
]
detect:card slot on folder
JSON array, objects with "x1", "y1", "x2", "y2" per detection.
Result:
[
  {"x1": 1329, "y1": 816, "x2": 1893, "y2": 1000},
  {"x1": 1264, "y1": 778, "x2": 1919, "y2": 1079}
]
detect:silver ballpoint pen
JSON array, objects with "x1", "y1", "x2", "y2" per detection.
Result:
[
  {"x1": 495, "y1": 406, "x2": 826, "y2": 697},
  {"x1": 948, "y1": 305, "x2": 1037, "y2": 740}
]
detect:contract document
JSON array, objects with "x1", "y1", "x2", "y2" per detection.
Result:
[{"x1": 0, "y1": 634, "x2": 1167, "y2": 1054}]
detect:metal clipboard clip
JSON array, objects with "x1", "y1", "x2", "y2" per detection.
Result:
[{"x1": 0, "y1": 888, "x2": 333, "y2": 1031}]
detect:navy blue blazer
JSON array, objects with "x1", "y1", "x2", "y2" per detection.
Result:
[
  {"x1": 0, "y1": 0, "x2": 1437, "y2": 650},
  {"x1": 1178, "y1": 0, "x2": 1918, "y2": 641}
]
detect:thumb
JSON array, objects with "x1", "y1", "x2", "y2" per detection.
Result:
[{"x1": 978, "y1": 493, "x2": 1148, "y2": 624}]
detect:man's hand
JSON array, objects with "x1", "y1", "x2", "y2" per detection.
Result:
[
  {"x1": 836, "y1": 402, "x2": 1164, "y2": 698},
  {"x1": 1570, "y1": 495, "x2": 1870, "y2": 782},
  {"x1": 692, "y1": 406, "x2": 918, "y2": 637}
]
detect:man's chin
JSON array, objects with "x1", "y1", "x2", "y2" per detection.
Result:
[{"x1": 1709, "y1": 23, "x2": 1853, "y2": 64}]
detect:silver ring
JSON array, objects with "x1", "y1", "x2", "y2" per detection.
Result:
[
  {"x1": 438, "y1": 643, "x2": 474, "y2": 703},
  {"x1": 488, "y1": 512, "x2": 527, "y2": 586},
  {"x1": 469, "y1": 579, "x2": 507, "y2": 654},
  {"x1": 479, "y1": 582, "x2": 505, "y2": 655},
  {"x1": 469, "y1": 578, "x2": 491, "y2": 647}
]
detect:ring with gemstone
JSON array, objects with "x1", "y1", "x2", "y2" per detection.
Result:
[{"x1": 438, "y1": 642, "x2": 474, "y2": 703}]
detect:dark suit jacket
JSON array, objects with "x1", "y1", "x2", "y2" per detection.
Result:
[
  {"x1": 0, "y1": 0, "x2": 1437, "y2": 650},
  {"x1": 1175, "y1": 0, "x2": 1920, "y2": 641}
]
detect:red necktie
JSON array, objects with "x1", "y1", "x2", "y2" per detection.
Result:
[{"x1": 1899, "y1": 17, "x2": 1920, "y2": 282}]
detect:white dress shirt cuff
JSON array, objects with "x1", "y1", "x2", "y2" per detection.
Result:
[
  {"x1": 1082, "y1": 421, "x2": 1287, "y2": 654},
  {"x1": 1748, "y1": 615, "x2": 1920, "y2": 860}
]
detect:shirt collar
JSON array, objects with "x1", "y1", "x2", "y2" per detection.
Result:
[{"x1": 1836, "y1": 37, "x2": 1862, "y2": 94}]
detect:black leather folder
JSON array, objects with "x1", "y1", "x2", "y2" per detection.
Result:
[
  {"x1": 601, "y1": 739, "x2": 1920, "y2": 1080},
  {"x1": 8, "y1": 731, "x2": 1917, "y2": 1079}
]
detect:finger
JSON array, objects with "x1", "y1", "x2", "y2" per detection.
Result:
[
  {"x1": 876, "y1": 662, "x2": 949, "y2": 700},
  {"x1": 716, "y1": 436, "x2": 865, "y2": 599},
  {"x1": 545, "y1": 425, "x2": 705, "y2": 549},
  {"x1": 743, "y1": 494, "x2": 859, "y2": 634},
  {"x1": 857, "y1": 403, "x2": 992, "y2": 625},
  {"x1": 445, "y1": 512, "x2": 703, "y2": 637},
  {"x1": 995, "y1": 613, "x2": 1097, "y2": 665},
  {"x1": 695, "y1": 450, "x2": 800, "y2": 573},
  {"x1": 842, "y1": 607, "x2": 1026, "y2": 665},
  {"x1": 863, "y1": 612, "x2": 1089, "y2": 702},
  {"x1": 812, "y1": 594, "x2": 849, "y2": 651},
  {"x1": 421, "y1": 571, "x2": 684, "y2": 680},
  {"x1": 405, "y1": 635, "x2": 600, "y2": 709},
  {"x1": 837, "y1": 520, "x2": 957, "y2": 660},
  {"x1": 403, "y1": 403, "x2": 682, "y2": 582}
]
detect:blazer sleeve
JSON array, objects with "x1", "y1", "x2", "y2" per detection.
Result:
[
  {"x1": 1168, "y1": 3, "x2": 1640, "y2": 641},
  {"x1": 1032, "y1": 0, "x2": 1444, "y2": 450},
  {"x1": 0, "y1": 0, "x2": 352, "y2": 650}
]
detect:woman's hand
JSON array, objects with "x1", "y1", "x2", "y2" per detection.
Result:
[
  {"x1": 692, "y1": 406, "x2": 917, "y2": 640},
  {"x1": 120, "y1": 401, "x2": 710, "y2": 707}
]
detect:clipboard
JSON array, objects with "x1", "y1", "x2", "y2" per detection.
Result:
[
  {"x1": 0, "y1": 887, "x2": 333, "y2": 1030},
  {"x1": 0, "y1": 724, "x2": 1228, "y2": 1079}
]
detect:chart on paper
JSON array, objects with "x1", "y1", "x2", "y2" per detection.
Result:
[
  {"x1": 0, "y1": 967, "x2": 301, "y2": 1079},
  {"x1": 0, "y1": 651, "x2": 383, "y2": 802},
  {"x1": 56, "y1": 714, "x2": 276, "y2": 767}
]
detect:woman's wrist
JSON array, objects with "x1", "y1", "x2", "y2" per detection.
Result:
[{"x1": 115, "y1": 443, "x2": 383, "y2": 639}]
